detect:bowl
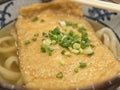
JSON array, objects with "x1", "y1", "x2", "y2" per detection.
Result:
[{"x1": 0, "y1": 0, "x2": 120, "y2": 90}]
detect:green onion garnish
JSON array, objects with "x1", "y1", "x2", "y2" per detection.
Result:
[
  {"x1": 40, "y1": 45, "x2": 46, "y2": 53},
  {"x1": 51, "y1": 40, "x2": 56, "y2": 44},
  {"x1": 68, "y1": 30, "x2": 74, "y2": 36},
  {"x1": 59, "y1": 36, "x2": 73, "y2": 48},
  {"x1": 41, "y1": 19, "x2": 45, "y2": 22},
  {"x1": 71, "y1": 49, "x2": 79, "y2": 54},
  {"x1": 34, "y1": 33, "x2": 39, "y2": 37},
  {"x1": 43, "y1": 39, "x2": 51, "y2": 46},
  {"x1": 42, "y1": 32, "x2": 48, "y2": 37},
  {"x1": 74, "y1": 68, "x2": 79, "y2": 73},
  {"x1": 65, "y1": 21, "x2": 78, "y2": 28},
  {"x1": 61, "y1": 50, "x2": 65, "y2": 55},
  {"x1": 32, "y1": 17, "x2": 38, "y2": 22},
  {"x1": 51, "y1": 27, "x2": 61, "y2": 35},
  {"x1": 64, "y1": 51, "x2": 71, "y2": 56},
  {"x1": 40, "y1": 44, "x2": 54, "y2": 56},
  {"x1": 73, "y1": 43, "x2": 80, "y2": 49},
  {"x1": 47, "y1": 47, "x2": 53, "y2": 56},
  {"x1": 25, "y1": 40, "x2": 31, "y2": 45},
  {"x1": 78, "y1": 27, "x2": 86, "y2": 33},
  {"x1": 32, "y1": 38, "x2": 37, "y2": 41},
  {"x1": 90, "y1": 44, "x2": 95, "y2": 48},
  {"x1": 79, "y1": 62, "x2": 87, "y2": 68},
  {"x1": 59, "y1": 60, "x2": 65, "y2": 66},
  {"x1": 79, "y1": 48, "x2": 84, "y2": 53},
  {"x1": 56, "y1": 72, "x2": 63, "y2": 79},
  {"x1": 80, "y1": 41, "x2": 89, "y2": 49},
  {"x1": 40, "y1": 20, "x2": 94, "y2": 56},
  {"x1": 87, "y1": 52, "x2": 94, "y2": 56}
]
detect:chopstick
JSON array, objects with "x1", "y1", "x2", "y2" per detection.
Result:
[{"x1": 71, "y1": 0, "x2": 120, "y2": 12}]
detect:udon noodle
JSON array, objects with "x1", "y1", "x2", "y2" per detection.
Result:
[
  {"x1": 0, "y1": 25, "x2": 119, "y2": 87},
  {"x1": 96, "y1": 27, "x2": 120, "y2": 60},
  {"x1": 0, "y1": 30, "x2": 23, "y2": 86}
]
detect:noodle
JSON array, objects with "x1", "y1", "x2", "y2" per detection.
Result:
[
  {"x1": 0, "y1": 36, "x2": 13, "y2": 43},
  {"x1": 0, "y1": 47, "x2": 16, "y2": 53},
  {"x1": 4, "y1": 56, "x2": 18, "y2": 70},
  {"x1": 0, "y1": 74, "x2": 9, "y2": 83},
  {"x1": 0, "y1": 65, "x2": 20, "y2": 81},
  {"x1": 0, "y1": 36, "x2": 16, "y2": 53},
  {"x1": 0, "y1": 32, "x2": 23, "y2": 86},
  {"x1": 103, "y1": 34, "x2": 110, "y2": 48},
  {"x1": 96, "y1": 27, "x2": 120, "y2": 60},
  {"x1": 15, "y1": 77, "x2": 23, "y2": 86},
  {"x1": 10, "y1": 29, "x2": 17, "y2": 41}
]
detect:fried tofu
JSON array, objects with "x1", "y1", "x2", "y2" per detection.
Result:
[{"x1": 16, "y1": 0, "x2": 120, "y2": 89}]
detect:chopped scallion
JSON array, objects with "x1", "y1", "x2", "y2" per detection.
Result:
[
  {"x1": 58, "y1": 20, "x2": 66, "y2": 26},
  {"x1": 68, "y1": 47, "x2": 73, "y2": 51},
  {"x1": 61, "y1": 50, "x2": 66, "y2": 55},
  {"x1": 32, "y1": 17, "x2": 38, "y2": 22},
  {"x1": 40, "y1": 20, "x2": 94, "y2": 56},
  {"x1": 32, "y1": 38, "x2": 37, "y2": 41},
  {"x1": 34, "y1": 33, "x2": 39, "y2": 37},
  {"x1": 59, "y1": 60, "x2": 65, "y2": 66},
  {"x1": 42, "y1": 32, "x2": 48, "y2": 37},
  {"x1": 90, "y1": 44, "x2": 95, "y2": 48},
  {"x1": 25, "y1": 40, "x2": 31, "y2": 45},
  {"x1": 64, "y1": 51, "x2": 71, "y2": 56},
  {"x1": 65, "y1": 21, "x2": 78, "y2": 28},
  {"x1": 73, "y1": 43, "x2": 80, "y2": 49},
  {"x1": 74, "y1": 68, "x2": 79, "y2": 73},
  {"x1": 79, "y1": 62, "x2": 87, "y2": 68},
  {"x1": 87, "y1": 52, "x2": 94, "y2": 56},
  {"x1": 40, "y1": 45, "x2": 46, "y2": 53},
  {"x1": 78, "y1": 27, "x2": 86, "y2": 33},
  {"x1": 40, "y1": 44, "x2": 54, "y2": 56},
  {"x1": 79, "y1": 48, "x2": 84, "y2": 53},
  {"x1": 52, "y1": 27, "x2": 61, "y2": 35},
  {"x1": 56, "y1": 72, "x2": 63, "y2": 79},
  {"x1": 47, "y1": 47, "x2": 53, "y2": 56},
  {"x1": 51, "y1": 40, "x2": 56, "y2": 44},
  {"x1": 68, "y1": 30, "x2": 74, "y2": 36},
  {"x1": 84, "y1": 47, "x2": 93, "y2": 55},
  {"x1": 71, "y1": 49, "x2": 79, "y2": 54},
  {"x1": 43, "y1": 39, "x2": 51, "y2": 46},
  {"x1": 41, "y1": 19, "x2": 45, "y2": 22}
]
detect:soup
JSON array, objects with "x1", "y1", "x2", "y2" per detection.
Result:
[
  {"x1": 0, "y1": 23, "x2": 23, "y2": 86},
  {"x1": 0, "y1": 0, "x2": 120, "y2": 89}
]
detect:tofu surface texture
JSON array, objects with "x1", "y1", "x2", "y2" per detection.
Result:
[{"x1": 16, "y1": 0, "x2": 120, "y2": 89}]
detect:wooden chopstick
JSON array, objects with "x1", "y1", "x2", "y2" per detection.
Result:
[{"x1": 71, "y1": 0, "x2": 120, "y2": 12}]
